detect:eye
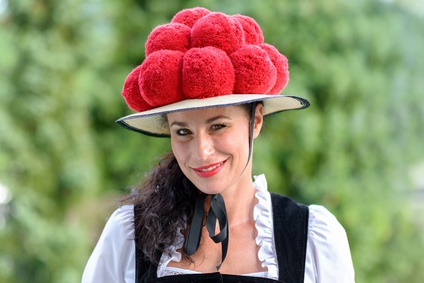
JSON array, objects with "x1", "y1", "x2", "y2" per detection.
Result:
[
  {"x1": 210, "y1": 124, "x2": 227, "y2": 131},
  {"x1": 175, "y1": 128, "x2": 191, "y2": 136}
]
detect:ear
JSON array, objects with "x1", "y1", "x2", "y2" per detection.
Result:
[{"x1": 253, "y1": 103, "x2": 264, "y2": 139}]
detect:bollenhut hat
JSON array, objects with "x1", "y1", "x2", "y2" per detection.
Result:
[{"x1": 116, "y1": 7, "x2": 310, "y2": 137}]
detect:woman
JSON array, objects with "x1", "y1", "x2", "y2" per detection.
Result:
[{"x1": 82, "y1": 7, "x2": 355, "y2": 283}]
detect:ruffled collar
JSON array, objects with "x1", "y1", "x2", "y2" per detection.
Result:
[
  {"x1": 253, "y1": 174, "x2": 278, "y2": 279},
  {"x1": 157, "y1": 174, "x2": 278, "y2": 279}
]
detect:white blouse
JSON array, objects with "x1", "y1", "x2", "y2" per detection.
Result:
[{"x1": 82, "y1": 174, "x2": 355, "y2": 282}]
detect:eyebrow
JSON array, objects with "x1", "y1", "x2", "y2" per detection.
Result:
[{"x1": 169, "y1": 115, "x2": 232, "y2": 128}]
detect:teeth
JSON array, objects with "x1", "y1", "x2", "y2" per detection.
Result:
[{"x1": 200, "y1": 163, "x2": 222, "y2": 172}]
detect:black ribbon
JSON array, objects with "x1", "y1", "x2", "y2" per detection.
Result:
[
  {"x1": 184, "y1": 193, "x2": 207, "y2": 256},
  {"x1": 207, "y1": 194, "x2": 229, "y2": 270},
  {"x1": 184, "y1": 193, "x2": 229, "y2": 270}
]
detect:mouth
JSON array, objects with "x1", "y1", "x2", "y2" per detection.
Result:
[
  {"x1": 197, "y1": 162, "x2": 224, "y2": 172},
  {"x1": 192, "y1": 160, "x2": 226, "y2": 177}
]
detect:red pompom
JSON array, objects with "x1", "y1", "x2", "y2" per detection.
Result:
[
  {"x1": 171, "y1": 7, "x2": 211, "y2": 28},
  {"x1": 191, "y1": 12, "x2": 245, "y2": 55},
  {"x1": 139, "y1": 50, "x2": 185, "y2": 107},
  {"x1": 121, "y1": 65, "x2": 152, "y2": 112},
  {"x1": 145, "y1": 23, "x2": 191, "y2": 56},
  {"x1": 232, "y1": 14, "x2": 264, "y2": 45},
  {"x1": 121, "y1": 8, "x2": 292, "y2": 113},
  {"x1": 182, "y1": 47, "x2": 235, "y2": 99},
  {"x1": 259, "y1": 44, "x2": 289, "y2": 94},
  {"x1": 230, "y1": 45, "x2": 277, "y2": 94}
]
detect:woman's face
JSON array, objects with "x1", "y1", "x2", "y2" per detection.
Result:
[{"x1": 168, "y1": 104, "x2": 263, "y2": 195}]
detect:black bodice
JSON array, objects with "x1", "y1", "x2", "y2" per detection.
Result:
[{"x1": 135, "y1": 194, "x2": 309, "y2": 283}]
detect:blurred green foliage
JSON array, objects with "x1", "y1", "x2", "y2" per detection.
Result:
[{"x1": 0, "y1": 0, "x2": 423, "y2": 282}]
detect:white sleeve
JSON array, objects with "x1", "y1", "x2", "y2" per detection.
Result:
[
  {"x1": 304, "y1": 205, "x2": 355, "y2": 283},
  {"x1": 82, "y1": 205, "x2": 136, "y2": 283}
]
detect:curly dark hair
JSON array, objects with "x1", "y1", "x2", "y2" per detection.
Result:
[{"x1": 122, "y1": 152, "x2": 199, "y2": 265}]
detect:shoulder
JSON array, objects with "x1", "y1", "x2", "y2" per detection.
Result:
[
  {"x1": 270, "y1": 193, "x2": 309, "y2": 233},
  {"x1": 305, "y1": 205, "x2": 355, "y2": 282},
  {"x1": 270, "y1": 193, "x2": 308, "y2": 215},
  {"x1": 94, "y1": 204, "x2": 135, "y2": 245},
  {"x1": 307, "y1": 205, "x2": 352, "y2": 253},
  {"x1": 82, "y1": 205, "x2": 135, "y2": 283},
  {"x1": 308, "y1": 205, "x2": 347, "y2": 241},
  {"x1": 269, "y1": 195, "x2": 355, "y2": 282},
  {"x1": 106, "y1": 205, "x2": 135, "y2": 233}
]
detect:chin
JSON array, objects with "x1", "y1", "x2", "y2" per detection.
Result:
[
  {"x1": 193, "y1": 181, "x2": 227, "y2": 195},
  {"x1": 196, "y1": 186, "x2": 224, "y2": 195}
]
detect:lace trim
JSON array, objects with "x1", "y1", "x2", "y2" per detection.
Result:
[
  {"x1": 162, "y1": 266, "x2": 269, "y2": 277},
  {"x1": 157, "y1": 174, "x2": 278, "y2": 279},
  {"x1": 162, "y1": 267, "x2": 200, "y2": 276},
  {"x1": 157, "y1": 227, "x2": 185, "y2": 277}
]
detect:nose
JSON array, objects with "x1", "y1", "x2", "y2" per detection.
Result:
[{"x1": 193, "y1": 132, "x2": 215, "y2": 160}]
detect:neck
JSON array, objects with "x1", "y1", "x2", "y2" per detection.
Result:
[{"x1": 213, "y1": 174, "x2": 257, "y2": 226}]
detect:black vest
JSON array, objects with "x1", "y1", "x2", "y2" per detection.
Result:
[{"x1": 135, "y1": 193, "x2": 309, "y2": 283}]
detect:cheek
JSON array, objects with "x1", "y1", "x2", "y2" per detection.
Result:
[
  {"x1": 171, "y1": 140, "x2": 183, "y2": 160},
  {"x1": 171, "y1": 139, "x2": 191, "y2": 172},
  {"x1": 220, "y1": 134, "x2": 248, "y2": 156}
]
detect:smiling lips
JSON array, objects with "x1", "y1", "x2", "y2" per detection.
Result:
[{"x1": 192, "y1": 161, "x2": 226, "y2": 178}]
